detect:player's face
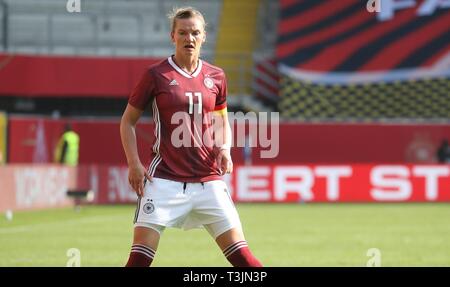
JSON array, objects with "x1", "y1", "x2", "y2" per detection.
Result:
[{"x1": 171, "y1": 17, "x2": 206, "y2": 58}]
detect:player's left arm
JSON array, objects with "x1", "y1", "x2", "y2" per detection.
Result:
[{"x1": 213, "y1": 108, "x2": 233, "y2": 175}]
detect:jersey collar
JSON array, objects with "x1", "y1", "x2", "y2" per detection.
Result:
[{"x1": 168, "y1": 56, "x2": 202, "y2": 79}]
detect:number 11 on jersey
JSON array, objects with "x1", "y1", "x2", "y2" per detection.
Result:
[{"x1": 185, "y1": 92, "x2": 202, "y2": 114}]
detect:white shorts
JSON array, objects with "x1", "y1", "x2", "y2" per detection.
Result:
[{"x1": 133, "y1": 178, "x2": 242, "y2": 239}]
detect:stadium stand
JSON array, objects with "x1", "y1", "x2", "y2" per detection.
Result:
[
  {"x1": 279, "y1": 77, "x2": 450, "y2": 121},
  {"x1": 1, "y1": 0, "x2": 223, "y2": 58},
  {"x1": 277, "y1": 0, "x2": 450, "y2": 121},
  {"x1": 1, "y1": 0, "x2": 449, "y2": 119},
  {"x1": 0, "y1": 0, "x2": 279, "y2": 113}
]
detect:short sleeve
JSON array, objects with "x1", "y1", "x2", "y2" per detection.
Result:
[
  {"x1": 128, "y1": 70, "x2": 156, "y2": 111},
  {"x1": 214, "y1": 72, "x2": 227, "y2": 111}
]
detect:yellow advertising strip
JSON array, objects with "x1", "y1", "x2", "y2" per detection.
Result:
[
  {"x1": 0, "y1": 112, "x2": 6, "y2": 164},
  {"x1": 215, "y1": 0, "x2": 260, "y2": 95}
]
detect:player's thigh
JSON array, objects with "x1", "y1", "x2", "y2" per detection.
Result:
[
  {"x1": 205, "y1": 222, "x2": 246, "y2": 251},
  {"x1": 132, "y1": 225, "x2": 164, "y2": 250}
]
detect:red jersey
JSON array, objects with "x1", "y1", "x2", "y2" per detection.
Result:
[{"x1": 128, "y1": 56, "x2": 227, "y2": 182}]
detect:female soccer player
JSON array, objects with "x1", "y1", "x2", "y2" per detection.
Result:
[{"x1": 120, "y1": 7, "x2": 262, "y2": 267}]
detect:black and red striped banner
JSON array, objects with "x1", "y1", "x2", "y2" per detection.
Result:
[{"x1": 277, "y1": 0, "x2": 450, "y2": 72}]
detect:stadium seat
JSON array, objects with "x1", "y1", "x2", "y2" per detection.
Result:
[
  {"x1": 5, "y1": 0, "x2": 63, "y2": 14},
  {"x1": 51, "y1": 46, "x2": 77, "y2": 55},
  {"x1": 97, "y1": 16, "x2": 139, "y2": 46},
  {"x1": 141, "y1": 16, "x2": 172, "y2": 47},
  {"x1": 10, "y1": 45, "x2": 45, "y2": 54},
  {"x1": 51, "y1": 14, "x2": 96, "y2": 46},
  {"x1": 8, "y1": 14, "x2": 49, "y2": 46}
]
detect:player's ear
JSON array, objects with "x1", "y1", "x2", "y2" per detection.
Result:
[{"x1": 170, "y1": 31, "x2": 175, "y2": 44}]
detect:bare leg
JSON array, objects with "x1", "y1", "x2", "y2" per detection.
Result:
[
  {"x1": 215, "y1": 227, "x2": 262, "y2": 267},
  {"x1": 215, "y1": 227, "x2": 245, "y2": 250},
  {"x1": 125, "y1": 226, "x2": 161, "y2": 267}
]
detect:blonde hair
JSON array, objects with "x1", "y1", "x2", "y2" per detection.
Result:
[{"x1": 168, "y1": 6, "x2": 207, "y2": 33}]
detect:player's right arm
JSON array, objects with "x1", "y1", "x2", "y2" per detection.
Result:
[{"x1": 120, "y1": 104, "x2": 151, "y2": 196}]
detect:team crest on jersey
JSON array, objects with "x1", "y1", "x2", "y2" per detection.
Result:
[
  {"x1": 143, "y1": 202, "x2": 155, "y2": 214},
  {"x1": 204, "y1": 77, "x2": 214, "y2": 89}
]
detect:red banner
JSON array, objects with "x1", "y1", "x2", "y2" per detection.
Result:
[
  {"x1": 0, "y1": 165, "x2": 76, "y2": 212},
  {"x1": 8, "y1": 116, "x2": 450, "y2": 165},
  {"x1": 2, "y1": 164, "x2": 449, "y2": 212},
  {"x1": 225, "y1": 164, "x2": 450, "y2": 202},
  {"x1": 89, "y1": 164, "x2": 450, "y2": 204},
  {"x1": 0, "y1": 53, "x2": 160, "y2": 98}
]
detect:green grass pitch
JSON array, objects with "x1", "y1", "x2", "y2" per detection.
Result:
[{"x1": 1, "y1": 203, "x2": 449, "y2": 266}]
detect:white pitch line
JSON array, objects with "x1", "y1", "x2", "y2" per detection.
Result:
[{"x1": 0, "y1": 214, "x2": 128, "y2": 235}]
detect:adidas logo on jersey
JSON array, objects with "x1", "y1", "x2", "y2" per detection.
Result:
[{"x1": 169, "y1": 79, "x2": 179, "y2": 86}]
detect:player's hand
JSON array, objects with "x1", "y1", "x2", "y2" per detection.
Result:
[
  {"x1": 128, "y1": 163, "x2": 152, "y2": 197},
  {"x1": 216, "y1": 149, "x2": 233, "y2": 175}
]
